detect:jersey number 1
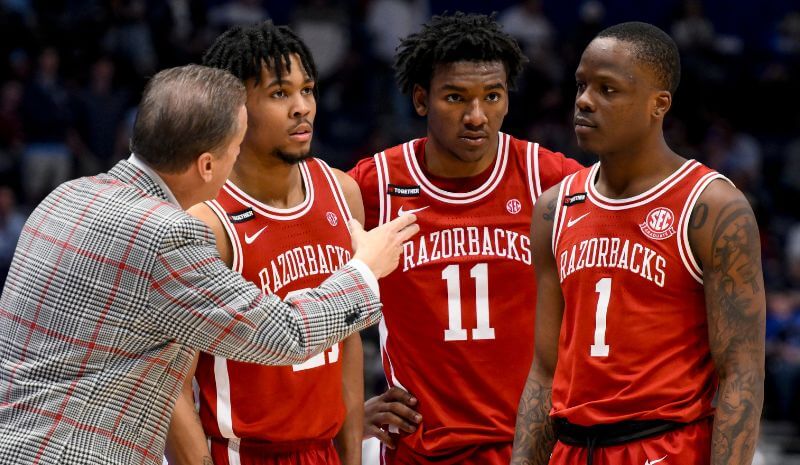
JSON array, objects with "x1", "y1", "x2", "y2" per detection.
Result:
[
  {"x1": 442, "y1": 263, "x2": 495, "y2": 341},
  {"x1": 590, "y1": 277, "x2": 612, "y2": 357}
]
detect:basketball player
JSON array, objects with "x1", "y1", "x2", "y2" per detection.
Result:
[
  {"x1": 511, "y1": 22, "x2": 765, "y2": 465},
  {"x1": 349, "y1": 13, "x2": 582, "y2": 464},
  {"x1": 166, "y1": 22, "x2": 364, "y2": 465}
]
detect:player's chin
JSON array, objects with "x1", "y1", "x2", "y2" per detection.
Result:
[
  {"x1": 575, "y1": 133, "x2": 602, "y2": 153},
  {"x1": 277, "y1": 147, "x2": 313, "y2": 165}
]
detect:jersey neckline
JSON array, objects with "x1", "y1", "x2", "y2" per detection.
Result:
[
  {"x1": 222, "y1": 160, "x2": 315, "y2": 220},
  {"x1": 585, "y1": 159, "x2": 699, "y2": 210},
  {"x1": 404, "y1": 132, "x2": 510, "y2": 204}
]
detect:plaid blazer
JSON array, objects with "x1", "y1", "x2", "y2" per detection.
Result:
[{"x1": 0, "y1": 160, "x2": 382, "y2": 465}]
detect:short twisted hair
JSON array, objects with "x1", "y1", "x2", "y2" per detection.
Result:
[
  {"x1": 394, "y1": 12, "x2": 526, "y2": 94},
  {"x1": 596, "y1": 22, "x2": 681, "y2": 94},
  {"x1": 202, "y1": 20, "x2": 317, "y2": 95},
  {"x1": 130, "y1": 65, "x2": 245, "y2": 173}
]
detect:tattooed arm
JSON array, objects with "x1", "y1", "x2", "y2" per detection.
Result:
[
  {"x1": 688, "y1": 180, "x2": 765, "y2": 465},
  {"x1": 511, "y1": 185, "x2": 564, "y2": 465}
]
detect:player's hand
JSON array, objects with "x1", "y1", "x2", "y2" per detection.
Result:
[
  {"x1": 363, "y1": 387, "x2": 422, "y2": 449},
  {"x1": 349, "y1": 215, "x2": 419, "y2": 279}
]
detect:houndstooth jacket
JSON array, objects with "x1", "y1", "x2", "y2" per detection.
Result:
[{"x1": 0, "y1": 160, "x2": 382, "y2": 465}]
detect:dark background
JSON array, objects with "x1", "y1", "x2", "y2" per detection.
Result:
[{"x1": 0, "y1": 1, "x2": 798, "y2": 462}]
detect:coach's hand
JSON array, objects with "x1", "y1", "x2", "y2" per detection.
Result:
[
  {"x1": 349, "y1": 215, "x2": 419, "y2": 279},
  {"x1": 363, "y1": 387, "x2": 422, "y2": 449}
]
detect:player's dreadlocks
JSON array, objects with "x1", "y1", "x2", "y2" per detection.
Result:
[
  {"x1": 202, "y1": 20, "x2": 317, "y2": 94},
  {"x1": 394, "y1": 12, "x2": 526, "y2": 94},
  {"x1": 596, "y1": 22, "x2": 681, "y2": 94}
]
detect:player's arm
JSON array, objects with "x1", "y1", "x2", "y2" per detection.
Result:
[
  {"x1": 688, "y1": 180, "x2": 765, "y2": 465},
  {"x1": 335, "y1": 334, "x2": 364, "y2": 465},
  {"x1": 511, "y1": 185, "x2": 563, "y2": 465},
  {"x1": 165, "y1": 203, "x2": 233, "y2": 465},
  {"x1": 333, "y1": 168, "x2": 365, "y2": 465},
  {"x1": 165, "y1": 353, "x2": 212, "y2": 465}
]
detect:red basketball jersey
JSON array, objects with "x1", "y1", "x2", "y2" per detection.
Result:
[
  {"x1": 195, "y1": 158, "x2": 353, "y2": 457},
  {"x1": 350, "y1": 133, "x2": 581, "y2": 457},
  {"x1": 550, "y1": 160, "x2": 728, "y2": 426}
]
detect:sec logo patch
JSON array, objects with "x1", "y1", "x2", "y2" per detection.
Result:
[{"x1": 639, "y1": 207, "x2": 676, "y2": 240}]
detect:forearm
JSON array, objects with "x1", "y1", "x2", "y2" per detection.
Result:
[
  {"x1": 335, "y1": 336, "x2": 364, "y2": 465},
  {"x1": 335, "y1": 407, "x2": 363, "y2": 465},
  {"x1": 511, "y1": 368, "x2": 556, "y2": 465},
  {"x1": 165, "y1": 390, "x2": 212, "y2": 465},
  {"x1": 152, "y1": 235, "x2": 383, "y2": 365},
  {"x1": 711, "y1": 367, "x2": 764, "y2": 465}
]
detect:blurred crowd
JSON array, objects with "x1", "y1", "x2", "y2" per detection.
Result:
[{"x1": 0, "y1": 0, "x2": 799, "y2": 424}]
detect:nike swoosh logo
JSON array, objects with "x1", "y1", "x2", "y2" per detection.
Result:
[
  {"x1": 644, "y1": 455, "x2": 668, "y2": 465},
  {"x1": 567, "y1": 212, "x2": 590, "y2": 228},
  {"x1": 244, "y1": 226, "x2": 268, "y2": 244},
  {"x1": 397, "y1": 205, "x2": 430, "y2": 216}
]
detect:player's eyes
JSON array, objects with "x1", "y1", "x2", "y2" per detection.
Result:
[
  {"x1": 271, "y1": 89, "x2": 287, "y2": 98},
  {"x1": 446, "y1": 94, "x2": 463, "y2": 103},
  {"x1": 486, "y1": 92, "x2": 501, "y2": 102}
]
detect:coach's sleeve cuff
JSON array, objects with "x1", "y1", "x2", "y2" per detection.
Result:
[{"x1": 348, "y1": 258, "x2": 380, "y2": 298}]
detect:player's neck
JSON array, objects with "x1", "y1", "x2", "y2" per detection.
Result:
[
  {"x1": 423, "y1": 136, "x2": 497, "y2": 179},
  {"x1": 229, "y1": 150, "x2": 306, "y2": 209},
  {"x1": 594, "y1": 138, "x2": 685, "y2": 199}
]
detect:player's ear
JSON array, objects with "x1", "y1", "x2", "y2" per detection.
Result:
[
  {"x1": 412, "y1": 84, "x2": 429, "y2": 117},
  {"x1": 652, "y1": 90, "x2": 671, "y2": 120},
  {"x1": 196, "y1": 152, "x2": 215, "y2": 183}
]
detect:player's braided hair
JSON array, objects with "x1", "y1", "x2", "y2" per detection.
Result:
[
  {"x1": 596, "y1": 22, "x2": 681, "y2": 94},
  {"x1": 394, "y1": 12, "x2": 526, "y2": 94},
  {"x1": 202, "y1": 20, "x2": 317, "y2": 95}
]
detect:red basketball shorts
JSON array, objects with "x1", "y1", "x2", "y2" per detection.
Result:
[
  {"x1": 549, "y1": 417, "x2": 712, "y2": 465},
  {"x1": 380, "y1": 440, "x2": 511, "y2": 465},
  {"x1": 210, "y1": 439, "x2": 340, "y2": 465}
]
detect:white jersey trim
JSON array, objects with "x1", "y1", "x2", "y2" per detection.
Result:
[
  {"x1": 213, "y1": 355, "x2": 237, "y2": 439},
  {"x1": 378, "y1": 317, "x2": 407, "y2": 435},
  {"x1": 226, "y1": 438, "x2": 241, "y2": 465},
  {"x1": 222, "y1": 161, "x2": 315, "y2": 220},
  {"x1": 316, "y1": 159, "x2": 354, "y2": 233},
  {"x1": 374, "y1": 152, "x2": 391, "y2": 226},
  {"x1": 403, "y1": 132, "x2": 510, "y2": 204},
  {"x1": 552, "y1": 173, "x2": 577, "y2": 255},
  {"x1": 586, "y1": 159, "x2": 700, "y2": 210},
  {"x1": 677, "y1": 172, "x2": 732, "y2": 284},
  {"x1": 205, "y1": 199, "x2": 243, "y2": 274},
  {"x1": 526, "y1": 142, "x2": 543, "y2": 204}
]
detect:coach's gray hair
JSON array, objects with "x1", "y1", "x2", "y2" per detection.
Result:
[{"x1": 130, "y1": 64, "x2": 246, "y2": 173}]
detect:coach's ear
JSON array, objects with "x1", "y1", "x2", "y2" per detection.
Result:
[
  {"x1": 412, "y1": 84, "x2": 429, "y2": 117},
  {"x1": 196, "y1": 152, "x2": 215, "y2": 183}
]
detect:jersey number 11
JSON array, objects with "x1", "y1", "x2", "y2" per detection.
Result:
[{"x1": 442, "y1": 263, "x2": 496, "y2": 341}]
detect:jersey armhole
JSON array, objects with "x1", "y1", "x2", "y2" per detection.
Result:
[
  {"x1": 676, "y1": 173, "x2": 733, "y2": 284},
  {"x1": 374, "y1": 151, "x2": 391, "y2": 226},
  {"x1": 551, "y1": 173, "x2": 576, "y2": 255},
  {"x1": 206, "y1": 199, "x2": 243, "y2": 274},
  {"x1": 315, "y1": 159, "x2": 355, "y2": 230},
  {"x1": 526, "y1": 142, "x2": 542, "y2": 204}
]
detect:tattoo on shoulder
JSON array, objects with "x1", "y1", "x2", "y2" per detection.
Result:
[
  {"x1": 690, "y1": 202, "x2": 709, "y2": 229},
  {"x1": 203, "y1": 457, "x2": 213, "y2": 465},
  {"x1": 711, "y1": 201, "x2": 761, "y2": 295},
  {"x1": 542, "y1": 198, "x2": 557, "y2": 221}
]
